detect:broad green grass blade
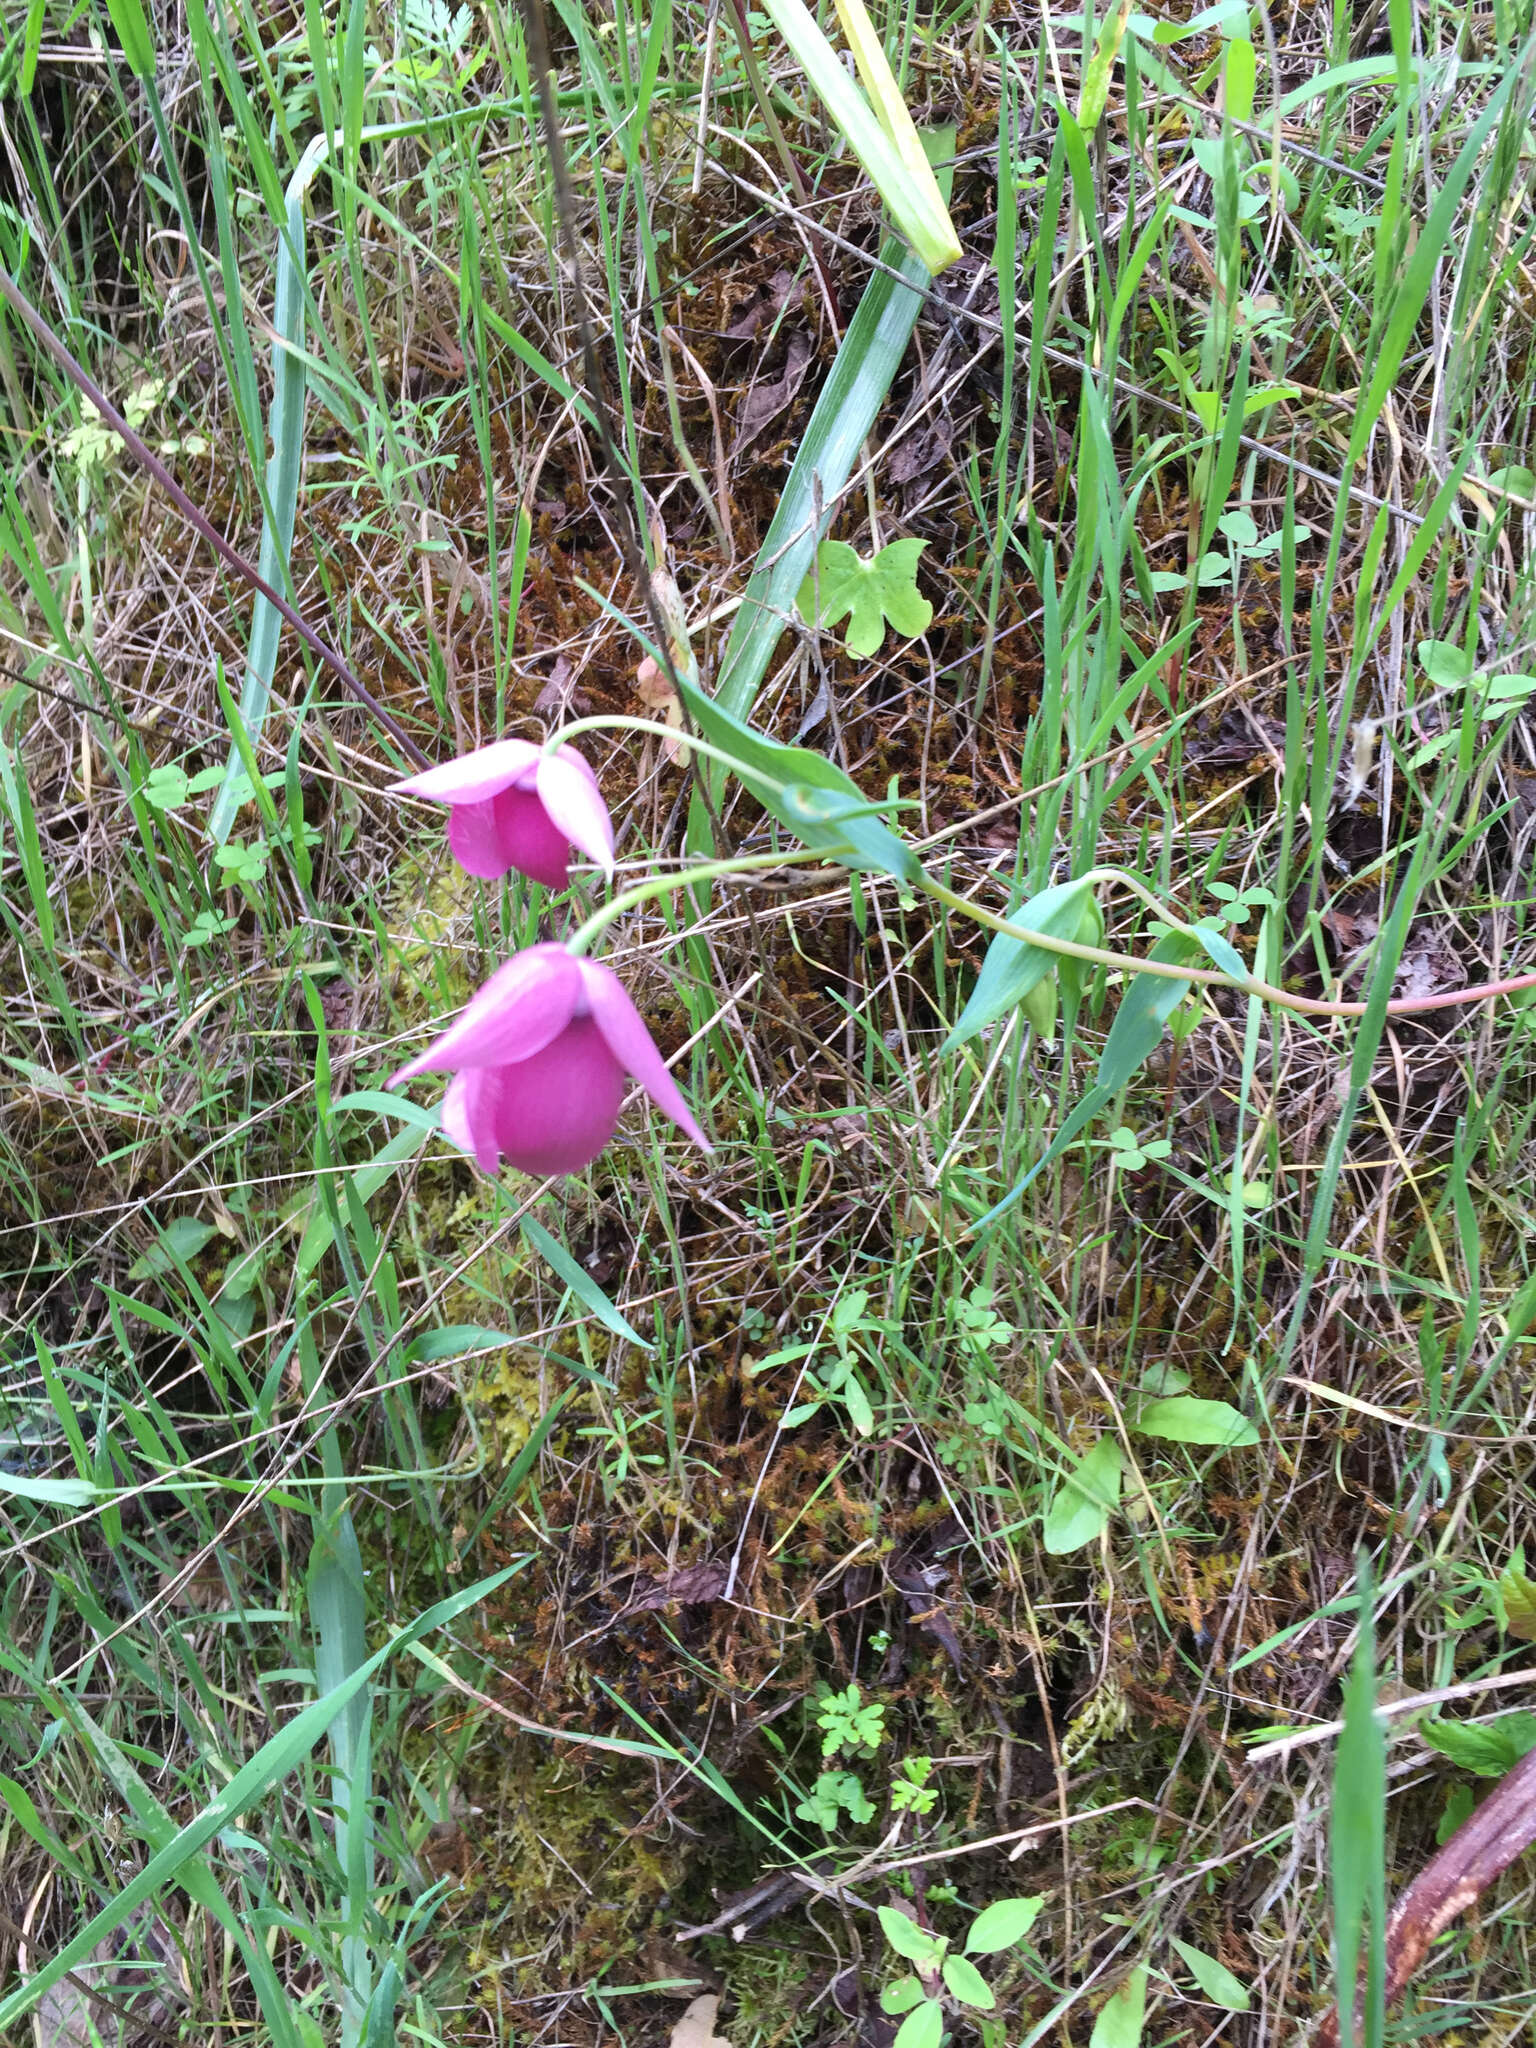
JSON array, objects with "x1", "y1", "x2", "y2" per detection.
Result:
[
  {"x1": 207, "y1": 137, "x2": 317, "y2": 843},
  {"x1": 1330, "y1": 1558, "x2": 1386, "y2": 2048},
  {"x1": 710, "y1": 133, "x2": 955, "y2": 734}
]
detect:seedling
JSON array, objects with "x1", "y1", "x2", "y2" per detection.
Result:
[
  {"x1": 748, "y1": 1285, "x2": 893, "y2": 1437},
  {"x1": 876, "y1": 1894, "x2": 1044, "y2": 2048},
  {"x1": 1105, "y1": 1126, "x2": 1173, "y2": 1173},
  {"x1": 816, "y1": 1682, "x2": 886, "y2": 1758},
  {"x1": 891, "y1": 1756, "x2": 938, "y2": 1818}
]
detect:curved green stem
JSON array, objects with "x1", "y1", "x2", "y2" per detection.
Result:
[
  {"x1": 546, "y1": 714, "x2": 781, "y2": 794},
  {"x1": 565, "y1": 847, "x2": 835, "y2": 957},
  {"x1": 917, "y1": 874, "x2": 1536, "y2": 1021}
]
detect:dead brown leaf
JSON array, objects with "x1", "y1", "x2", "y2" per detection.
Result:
[
  {"x1": 722, "y1": 269, "x2": 802, "y2": 340},
  {"x1": 668, "y1": 1993, "x2": 734, "y2": 2048},
  {"x1": 628, "y1": 1559, "x2": 730, "y2": 1610},
  {"x1": 1394, "y1": 930, "x2": 1466, "y2": 1002},
  {"x1": 888, "y1": 416, "x2": 955, "y2": 486},
  {"x1": 734, "y1": 330, "x2": 814, "y2": 450},
  {"x1": 635, "y1": 656, "x2": 689, "y2": 766},
  {"x1": 534, "y1": 655, "x2": 590, "y2": 721},
  {"x1": 890, "y1": 1556, "x2": 964, "y2": 1674}
]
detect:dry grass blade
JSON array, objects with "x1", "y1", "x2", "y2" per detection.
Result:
[{"x1": 0, "y1": 267, "x2": 426, "y2": 769}]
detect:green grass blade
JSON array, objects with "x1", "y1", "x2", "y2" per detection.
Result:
[
  {"x1": 1330, "y1": 1558, "x2": 1386, "y2": 2048},
  {"x1": 0, "y1": 1566, "x2": 523, "y2": 2033}
]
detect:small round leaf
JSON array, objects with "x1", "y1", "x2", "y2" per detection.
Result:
[{"x1": 881, "y1": 1979, "x2": 927, "y2": 2015}]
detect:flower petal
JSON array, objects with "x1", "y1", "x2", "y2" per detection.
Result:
[
  {"x1": 442, "y1": 1070, "x2": 501, "y2": 1174},
  {"x1": 447, "y1": 797, "x2": 518, "y2": 880},
  {"x1": 485, "y1": 1017, "x2": 627, "y2": 1176},
  {"x1": 390, "y1": 945, "x2": 580, "y2": 1082},
  {"x1": 391, "y1": 737, "x2": 541, "y2": 806},
  {"x1": 578, "y1": 958, "x2": 711, "y2": 1152},
  {"x1": 491, "y1": 786, "x2": 576, "y2": 889},
  {"x1": 535, "y1": 748, "x2": 615, "y2": 878}
]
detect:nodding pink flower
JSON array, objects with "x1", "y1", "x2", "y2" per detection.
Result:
[
  {"x1": 391, "y1": 738, "x2": 614, "y2": 889},
  {"x1": 390, "y1": 943, "x2": 710, "y2": 1178}
]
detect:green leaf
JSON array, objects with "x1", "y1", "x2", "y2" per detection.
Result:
[
  {"x1": 521, "y1": 1216, "x2": 651, "y2": 1352},
  {"x1": 1497, "y1": 1556, "x2": 1536, "y2": 1642},
  {"x1": 1224, "y1": 33, "x2": 1256, "y2": 120},
  {"x1": 209, "y1": 144, "x2": 313, "y2": 841},
  {"x1": 1020, "y1": 973, "x2": 1058, "y2": 1037},
  {"x1": 143, "y1": 763, "x2": 191, "y2": 810},
  {"x1": 1169, "y1": 1936, "x2": 1250, "y2": 2011},
  {"x1": 942, "y1": 1954, "x2": 996, "y2": 2010},
  {"x1": 1422, "y1": 1712, "x2": 1536, "y2": 1779},
  {"x1": 752, "y1": 0, "x2": 959, "y2": 272},
  {"x1": 19, "y1": 0, "x2": 46, "y2": 94},
  {"x1": 892, "y1": 1999, "x2": 945, "y2": 2048},
  {"x1": 881, "y1": 1978, "x2": 928, "y2": 2015},
  {"x1": 1435, "y1": 1781, "x2": 1474, "y2": 1845},
  {"x1": 1090, "y1": 1966, "x2": 1147, "y2": 2048},
  {"x1": 942, "y1": 878, "x2": 1103, "y2": 1050},
  {"x1": 878, "y1": 1906, "x2": 942, "y2": 1966},
  {"x1": 965, "y1": 1895, "x2": 1045, "y2": 1954},
  {"x1": 843, "y1": 1372, "x2": 875, "y2": 1436},
  {"x1": 1132, "y1": 1396, "x2": 1258, "y2": 1448},
  {"x1": 407, "y1": 1325, "x2": 512, "y2": 1363},
  {"x1": 1330, "y1": 1558, "x2": 1385, "y2": 2048},
  {"x1": 1096, "y1": 934, "x2": 1201, "y2": 1092},
  {"x1": 677, "y1": 668, "x2": 919, "y2": 885},
  {"x1": 1188, "y1": 922, "x2": 1247, "y2": 979},
  {"x1": 127, "y1": 1216, "x2": 221, "y2": 1280},
  {"x1": 102, "y1": 0, "x2": 156, "y2": 73},
  {"x1": 1043, "y1": 1437, "x2": 1122, "y2": 1555},
  {"x1": 0, "y1": 1472, "x2": 101, "y2": 1507},
  {"x1": 295, "y1": 1120, "x2": 432, "y2": 1282},
  {"x1": 1416, "y1": 639, "x2": 1473, "y2": 687},
  {"x1": 797, "y1": 537, "x2": 934, "y2": 656},
  {"x1": 707, "y1": 136, "x2": 953, "y2": 740}
]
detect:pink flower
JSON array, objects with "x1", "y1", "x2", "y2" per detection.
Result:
[
  {"x1": 392, "y1": 738, "x2": 614, "y2": 888},
  {"x1": 390, "y1": 944, "x2": 710, "y2": 1178}
]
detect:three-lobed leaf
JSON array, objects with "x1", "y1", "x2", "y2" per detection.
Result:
[{"x1": 797, "y1": 537, "x2": 934, "y2": 656}]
